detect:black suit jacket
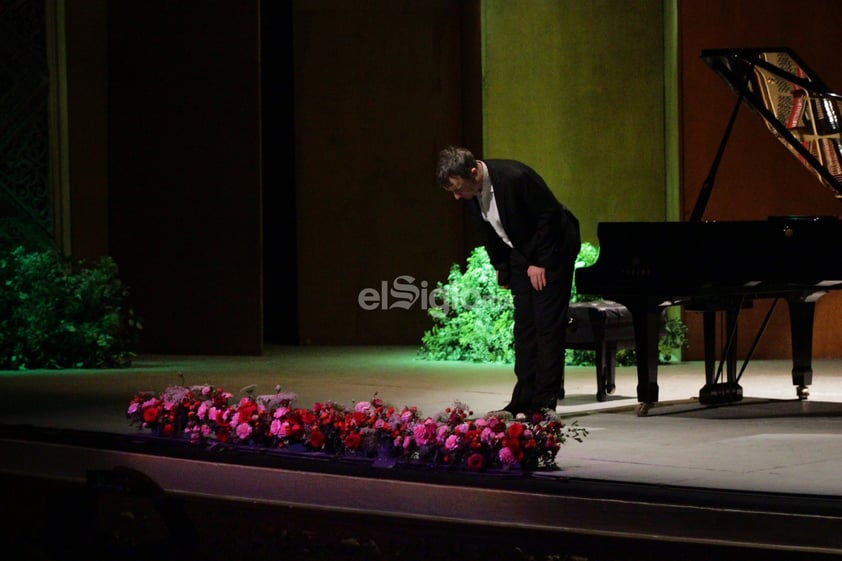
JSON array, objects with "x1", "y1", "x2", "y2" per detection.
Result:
[{"x1": 468, "y1": 159, "x2": 577, "y2": 283}]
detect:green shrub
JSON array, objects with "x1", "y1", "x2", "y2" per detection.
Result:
[
  {"x1": 659, "y1": 316, "x2": 689, "y2": 363},
  {"x1": 418, "y1": 244, "x2": 687, "y2": 366},
  {"x1": 419, "y1": 247, "x2": 516, "y2": 362},
  {"x1": 418, "y1": 244, "x2": 599, "y2": 364},
  {"x1": 0, "y1": 246, "x2": 142, "y2": 369}
]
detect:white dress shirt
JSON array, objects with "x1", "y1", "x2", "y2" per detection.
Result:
[{"x1": 477, "y1": 161, "x2": 513, "y2": 248}]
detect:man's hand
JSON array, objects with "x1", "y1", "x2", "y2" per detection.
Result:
[{"x1": 527, "y1": 265, "x2": 547, "y2": 291}]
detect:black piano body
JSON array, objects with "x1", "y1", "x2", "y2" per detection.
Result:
[
  {"x1": 576, "y1": 48, "x2": 842, "y2": 415},
  {"x1": 575, "y1": 218, "x2": 842, "y2": 414}
]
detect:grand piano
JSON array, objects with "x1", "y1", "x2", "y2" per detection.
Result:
[{"x1": 575, "y1": 47, "x2": 842, "y2": 415}]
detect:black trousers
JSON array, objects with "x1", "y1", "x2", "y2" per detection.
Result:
[{"x1": 507, "y1": 217, "x2": 580, "y2": 412}]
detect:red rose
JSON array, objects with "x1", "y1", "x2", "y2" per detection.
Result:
[
  {"x1": 507, "y1": 422, "x2": 525, "y2": 439},
  {"x1": 308, "y1": 428, "x2": 326, "y2": 449},
  {"x1": 143, "y1": 406, "x2": 161, "y2": 423},
  {"x1": 288, "y1": 423, "x2": 304, "y2": 439},
  {"x1": 466, "y1": 453, "x2": 485, "y2": 471},
  {"x1": 237, "y1": 400, "x2": 257, "y2": 423},
  {"x1": 343, "y1": 432, "x2": 362, "y2": 449},
  {"x1": 214, "y1": 410, "x2": 230, "y2": 427}
]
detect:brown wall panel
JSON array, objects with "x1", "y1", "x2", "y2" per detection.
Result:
[
  {"x1": 679, "y1": 0, "x2": 842, "y2": 360},
  {"x1": 107, "y1": 1, "x2": 263, "y2": 354},
  {"x1": 64, "y1": 0, "x2": 108, "y2": 260},
  {"x1": 293, "y1": 0, "x2": 468, "y2": 344}
]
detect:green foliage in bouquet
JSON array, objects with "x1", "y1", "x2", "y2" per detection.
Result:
[{"x1": 0, "y1": 246, "x2": 142, "y2": 369}]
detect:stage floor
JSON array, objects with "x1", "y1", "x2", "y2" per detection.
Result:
[{"x1": 2, "y1": 346, "x2": 842, "y2": 559}]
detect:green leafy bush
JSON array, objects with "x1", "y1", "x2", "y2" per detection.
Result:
[
  {"x1": 418, "y1": 244, "x2": 687, "y2": 366},
  {"x1": 659, "y1": 315, "x2": 689, "y2": 363},
  {"x1": 418, "y1": 244, "x2": 600, "y2": 364},
  {"x1": 419, "y1": 248, "x2": 516, "y2": 362},
  {"x1": 0, "y1": 246, "x2": 142, "y2": 369}
]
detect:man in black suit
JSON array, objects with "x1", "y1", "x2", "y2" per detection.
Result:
[{"x1": 436, "y1": 146, "x2": 581, "y2": 414}]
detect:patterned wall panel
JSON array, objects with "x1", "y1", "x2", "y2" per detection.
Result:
[{"x1": 0, "y1": 0, "x2": 52, "y2": 251}]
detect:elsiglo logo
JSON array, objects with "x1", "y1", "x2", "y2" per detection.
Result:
[{"x1": 357, "y1": 275, "x2": 446, "y2": 311}]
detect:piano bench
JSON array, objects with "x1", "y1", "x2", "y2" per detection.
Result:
[{"x1": 566, "y1": 300, "x2": 637, "y2": 402}]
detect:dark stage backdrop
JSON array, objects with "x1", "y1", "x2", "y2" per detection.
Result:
[
  {"x1": 106, "y1": 1, "x2": 263, "y2": 354},
  {"x1": 55, "y1": 0, "x2": 842, "y2": 359}
]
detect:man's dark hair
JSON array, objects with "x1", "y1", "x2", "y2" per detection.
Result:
[{"x1": 436, "y1": 146, "x2": 476, "y2": 187}]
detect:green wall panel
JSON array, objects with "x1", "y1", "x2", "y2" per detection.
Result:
[{"x1": 481, "y1": 0, "x2": 666, "y2": 245}]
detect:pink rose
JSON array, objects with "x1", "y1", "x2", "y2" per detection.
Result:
[
  {"x1": 236, "y1": 423, "x2": 253, "y2": 440},
  {"x1": 498, "y1": 447, "x2": 517, "y2": 465}
]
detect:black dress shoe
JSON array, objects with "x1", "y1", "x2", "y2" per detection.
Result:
[
  {"x1": 502, "y1": 402, "x2": 529, "y2": 415},
  {"x1": 528, "y1": 397, "x2": 558, "y2": 413}
]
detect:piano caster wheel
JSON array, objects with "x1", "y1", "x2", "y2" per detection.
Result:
[
  {"x1": 797, "y1": 385, "x2": 810, "y2": 400},
  {"x1": 597, "y1": 391, "x2": 606, "y2": 402},
  {"x1": 636, "y1": 402, "x2": 652, "y2": 417},
  {"x1": 606, "y1": 384, "x2": 616, "y2": 395}
]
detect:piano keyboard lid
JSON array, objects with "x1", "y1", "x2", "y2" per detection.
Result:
[{"x1": 702, "y1": 47, "x2": 842, "y2": 200}]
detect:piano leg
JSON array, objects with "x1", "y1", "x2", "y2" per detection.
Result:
[
  {"x1": 698, "y1": 303, "x2": 743, "y2": 405},
  {"x1": 725, "y1": 307, "x2": 739, "y2": 385},
  {"x1": 594, "y1": 340, "x2": 617, "y2": 402},
  {"x1": 702, "y1": 310, "x2": 716, "y2": 385},
  {"x1": 787, "y1": 295, "x2": 821, "y2": 400},
  {"x1": 630, "y1": 306, "x2": 662, "y2": 416}
]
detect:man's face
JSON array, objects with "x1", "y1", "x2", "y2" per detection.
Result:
[{"x1": 443, "y1": 168, "x2": 481, "y2": 200}]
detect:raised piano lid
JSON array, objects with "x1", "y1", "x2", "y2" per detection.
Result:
[{"x1": 702, "y1": 47, "x2": 842, "y2": 199}]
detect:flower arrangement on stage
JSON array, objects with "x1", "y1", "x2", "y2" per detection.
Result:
[{"x1": 127, "y1": 384, "x2": 588, "y2": 472}]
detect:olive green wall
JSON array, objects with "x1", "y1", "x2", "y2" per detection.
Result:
[{"x1": 481, "y1": 0, "x2": 667, "y2": 246}]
